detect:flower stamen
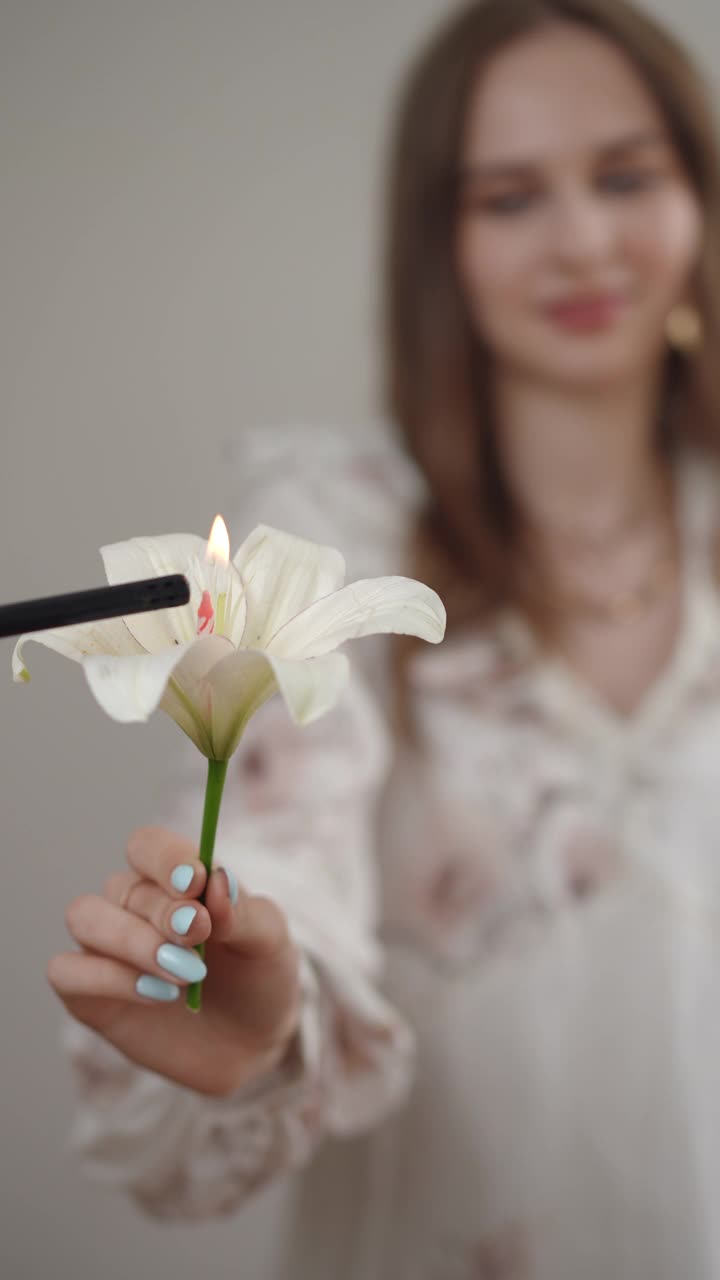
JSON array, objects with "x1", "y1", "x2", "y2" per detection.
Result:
[
  {"x1": 197, "y1": 590, "x2": 215, "y2": 635},
  {"x1": 215, "y1": 591, "x2": 228, "y2": 635}
]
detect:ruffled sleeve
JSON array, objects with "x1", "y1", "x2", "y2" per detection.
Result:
[{"x1": 60, "y1": 423, "x2": 422, "y2": 1220}]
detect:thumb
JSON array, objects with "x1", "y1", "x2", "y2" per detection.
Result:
[
  {"x1": 203, "y1": 865, "x2": 302, "y2": 1055},
  {"x1": 205, "y1": 865, "x2": 294, "y2": 960}
]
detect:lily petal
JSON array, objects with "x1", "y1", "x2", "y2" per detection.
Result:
[
  {"x1": 234, "y1": 525, "x2": 346, "y2": 649},
  {"x1": 83, "y1": 644, "x2": 195, "y2": 723},
  {"x1": 204, "y1": 648, "x2": 281, "y2": 760},
  {"x1": 160, "y1": 634, "x2": 235, "y2": 756},
  {"x1": 264, "y1": 650, "x2": 350, "y2": 726},
  {"x1": 100, "y1": 534, "x2": 206, "y2": 650},
  {"x1": 205, "y1": 648, "x2": 349, "y2": 759},
  {"x1": 266, "y1": 575, "x2": 447, "y2": 659},
  {"x1": 12, "y1": 617, "x2": 144, "y2": 683}
]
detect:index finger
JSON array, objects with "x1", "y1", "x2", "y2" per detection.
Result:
[{"x1": 126, "y1": 826, "x2": 207, "y2": 898}]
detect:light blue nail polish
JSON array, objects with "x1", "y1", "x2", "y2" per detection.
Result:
[
  {"x1": 171, "y1": 905, "x2": 198, "y2": 936},
  {"x1": 171, "y1": 864, "x2": 194, "y2": 893},
  {"x1": 136, "y1": 974, "x2": 180, "y2": 1002},
  {"x1": 156, "y1": 943, "x2": 207, "y2": 983},
  {"x1": 219, "y1": 866, "x2": 239, "y2": 905}
]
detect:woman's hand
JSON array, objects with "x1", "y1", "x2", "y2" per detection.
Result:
[{"x1": 47, "y1": 826, "x2": 302, "y2": 1097}]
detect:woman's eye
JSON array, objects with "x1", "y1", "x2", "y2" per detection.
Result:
[
  {"x1": 598, "y1": 169, "x2": 660, "y2": 195},
  {"x1": 478, "y1": 191, "x2": 537, "y2": 216}
]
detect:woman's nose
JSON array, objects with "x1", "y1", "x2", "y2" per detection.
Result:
[{"x1": 548, "y1": 190, "x2": 616, "y2": 268}]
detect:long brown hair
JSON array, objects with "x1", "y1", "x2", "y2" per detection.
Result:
[{"x1": 383, "y1": 0, "x2": 720, "y2": 649}]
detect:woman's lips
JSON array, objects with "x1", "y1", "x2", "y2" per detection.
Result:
[{"x1": 543, "y1": 293, "x2": 627, "y2": 333}]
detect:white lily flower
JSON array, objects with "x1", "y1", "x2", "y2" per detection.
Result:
[{"x1": 12, "y1": 521, "x2": 446, "y2": 761}]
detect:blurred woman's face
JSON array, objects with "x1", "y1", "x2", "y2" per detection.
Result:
[{"x1": 455, "y1": 22, "x2": 703, "y2": 390}]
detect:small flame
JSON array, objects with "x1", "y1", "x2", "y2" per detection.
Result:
[{"x1": 206, "y1": 514, "x2": 230, "y2": 565}]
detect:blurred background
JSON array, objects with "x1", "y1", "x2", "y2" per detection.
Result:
[{"x1": 0, "y1": 1, "x2": 717, "y2": 1275}]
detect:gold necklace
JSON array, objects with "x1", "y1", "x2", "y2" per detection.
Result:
[{"x1": 547, "y1": 542, "x2": 680, "y2": 623}]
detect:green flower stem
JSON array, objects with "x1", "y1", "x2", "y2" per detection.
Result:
[{"x1": 186, "y1": 756, "x2": 229, "y2": 1012}]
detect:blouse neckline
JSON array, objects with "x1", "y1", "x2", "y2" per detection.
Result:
[
  {"x1": 410, "y1": 452, "x2": 720, "y2": 750},
  {"x1": 516, "y1": 452, "x2": 720, "y2": 746}
]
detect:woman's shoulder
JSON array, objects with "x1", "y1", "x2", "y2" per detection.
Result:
[{"x1": 222, "y1": 421, "x2": 426, "y2": 579}]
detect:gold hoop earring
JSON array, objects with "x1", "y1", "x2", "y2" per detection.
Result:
[{"x1": 666, "y1": 304, "x2": 703, "y2": 353}]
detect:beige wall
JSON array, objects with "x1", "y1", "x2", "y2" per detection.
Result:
[{"x1": 1, "y1": 2, "x2": 718, "y2": 1275}]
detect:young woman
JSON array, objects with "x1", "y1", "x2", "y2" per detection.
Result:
[{"x1": 48, "y1": 2, "x2": 720, "y2": 1275}]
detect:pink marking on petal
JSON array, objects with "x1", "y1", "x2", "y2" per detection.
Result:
[{"x1": 196, "y1": 590, "x2": 215, "y2": 635}]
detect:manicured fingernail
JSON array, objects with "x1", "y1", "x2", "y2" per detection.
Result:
[
  {"x1": 170, "y1": 864, "x2": 194, "y2": 893},
  {"x1": 156, "y1": 943, "x2": 207, "y2": 983},
  {"x1": 218, "y1": 865, "x2": 239, "y2": 905},
  {"x1": 136, "y1": 974, "x2": 180, "y2": 1002},
  {"x1": 170, "y1": 905, "x2": 197, "y2": 936}
]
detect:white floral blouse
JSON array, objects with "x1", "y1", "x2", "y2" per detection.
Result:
[{"x1": 61, "y1": 425, "x2": 720, "y2": 1279}]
